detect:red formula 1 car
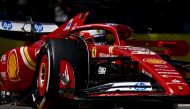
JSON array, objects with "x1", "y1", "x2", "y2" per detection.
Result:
[{"x1": 0, "y1": 12, "x2": 190, "y2": 109}]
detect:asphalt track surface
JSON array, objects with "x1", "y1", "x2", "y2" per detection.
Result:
[
  {"x1": 0, "y1": 104, "x2": 34, "y2": 109},
  {"x1": 0, "y1": 103, "x2": 190, "y2": 109}
]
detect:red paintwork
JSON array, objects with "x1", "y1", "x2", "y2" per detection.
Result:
[
  {"x1": 59, "y1": 60, "x2": 75, "y2": 98},
  {"x1": 0, "y1": 12, "x2": 189, "y2": 98},
  {"x1": 38, "y1": 54, "x2": 48, "y2": 96},
  {"x1": 0, "y1": 12, "x2": 89, "y2": 92},
  {"x1": 0, "y1": 47, "x2": 37, "y2": 91}
]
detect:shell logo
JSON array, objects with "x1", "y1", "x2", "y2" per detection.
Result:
[
  {"x1": 7, "y1": 50, "x2": 20, "y2": 81},
  {"x1": 143, "y1": 58, "x2": 166, "y2": 64}
]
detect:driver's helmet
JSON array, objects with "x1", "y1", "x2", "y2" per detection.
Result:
[
  {"x1": 80, "y1": 29, "x2": 108, "y2": 45},
  {"x1": 90, "y1": 29, "x2": 107, "y2": 45},
  {"x1": 80, "y1": 31, "x2": 94, "y2": 43}
]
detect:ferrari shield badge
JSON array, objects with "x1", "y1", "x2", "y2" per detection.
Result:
[
  {"x1": 92, "y1": 47, "x2": 97, "y2": 57},
  {"x1": 178, "y1": 86, "x2": 183, "y2": 91}
]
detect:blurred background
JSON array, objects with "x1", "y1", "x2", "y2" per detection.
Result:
[
  {"x1": 0, "y1": 0, "x2": 190, "y2": 33},
  {"x1": 0, "y1": 0, "x2": 190, "y2": 61}
]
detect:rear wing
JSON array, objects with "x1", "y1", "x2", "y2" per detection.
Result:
[
  {"x1": 0, "y1": 20, "x2": 58, "y2": 33},
  {"x1": 0, "y1": 20, "x2": 58, "y2": 41}
]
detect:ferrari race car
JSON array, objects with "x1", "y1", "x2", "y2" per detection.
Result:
[{"x1": 0, "y1": 12, "x2": 190, "y2": 109}]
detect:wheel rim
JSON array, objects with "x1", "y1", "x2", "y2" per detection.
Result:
[{"x1": 38, "y1": 54, "x2": 49, "y2": 96}]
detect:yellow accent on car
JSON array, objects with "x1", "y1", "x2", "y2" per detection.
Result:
[
  {"x1": 7, "y1": 50, "x2": 20, "y2": 81},
  {"x1": 108, "y1": 46, "x2": 114, "y2": 54},
  {"x1": 92, "y1": 47, "x2": 97, "y2": 57},
  {"x1": 24, "y1": 47, "x2": 36, "y2": 68}
]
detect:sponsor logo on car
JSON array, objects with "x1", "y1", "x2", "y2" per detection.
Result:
[
  {"x1": 178, "y1": 86, "x2": 183, "y2": 91},
  {"x1": 161, "y1": 75, "x2": 182, "y2": 78},
  {"x1": 98, "y1": 66, "x2": 106, "y2": 74},
  {"x1": 166, "y1": 79, "x2": 188, "y2": 85},
  {"x1": 166, "y1": 82, "x2": 188, "y2": 85},
  {"x1": 143, "y1": 58, "x2": 166, "y2": 64},
  {"x1": 158, "y1": 72, "x2": 179, "y2": 75},
  {"x1": 33, "y1": 22, "x2": 43, "y2": 32},
  {"x1": 7, "y1": 50, "x2": 20, "y2": 81},
  {"x1": 131, "y1": 51, "x2": 156, "y2": 55},
  {"x1": 106, "y1": 82, "x2": 152, "y2": 92},
  {"x1": 64, "y1": 19, "x2": 73, "y2": 31},
  {"x1": 155, "y1": 69, "x2": 175, "y2": 72},
  {"x1": 99, "y1": 53, "x2": 116, "y2": 57},
  {"x1": 134, "y1": 82, "x2": 147, "y2": 91},
  {"x1": 0, "y1": 72, "x2": 7, "y2": 80},
  {"x1": 172, "y1": 79, "x2": 181, "y2": 83},
  {"x1": 154, "y1": 65, "x2": 169, "y2": 68},
  {"x1": 2, "y1": 21, "x2": 12, "y2": 30},
  {"x1": 124, "y1": 46, "x2": 155, "y2": 55},
  {"x1": 108, "y1": 46, "x2": 114, "y2": 54},
  {"x1": 0, "y1": 55, "x2": 6, "y2": 61},
  {"x1": 106, "y1": 23, "x2": 118, "y2": 26},
  {"x1": 92, "y1": 47, "x2": 97, "y2": 57}
]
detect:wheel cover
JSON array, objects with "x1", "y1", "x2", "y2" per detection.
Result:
[{"x1": 38, "y1": 54, "x2": 49, "y2": 96}]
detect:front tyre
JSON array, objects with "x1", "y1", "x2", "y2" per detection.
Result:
[
  {"x1": 34, "y1": 40, "x2": 59, "y2": 109},
  {"x1": 33, "y1": 39, "x2": 88, "y2": 109}
]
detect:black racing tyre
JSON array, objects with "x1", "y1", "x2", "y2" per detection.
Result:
[{"x1": 33, "y1": 39, "x2": 88, "y2": 109}]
